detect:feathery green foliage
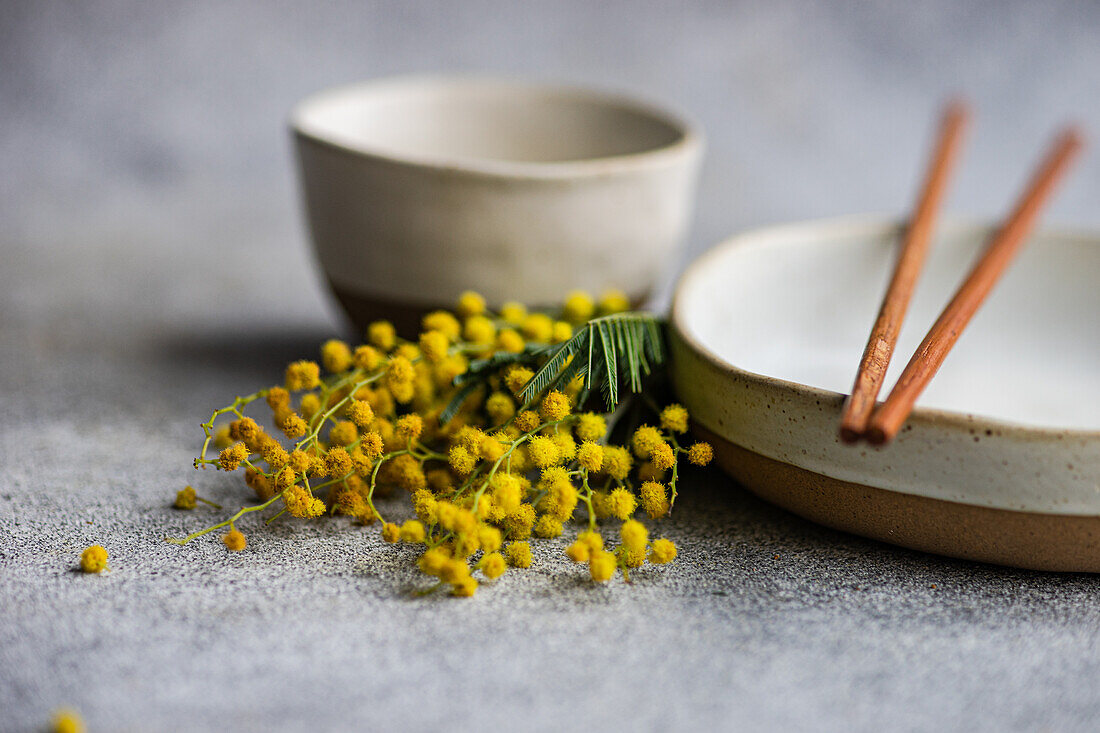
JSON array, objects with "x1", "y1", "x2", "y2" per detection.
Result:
[
  {"x1": 441, "y1": 313, "x2": 666, "y2": 423},
  {"x1": 517, "y1": 313, "x2": 665, "y2": 411}
]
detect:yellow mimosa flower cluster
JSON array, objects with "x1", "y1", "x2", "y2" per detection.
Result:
[{"x1": 166, "y1": 290, "x2": 711, "y2": 595}]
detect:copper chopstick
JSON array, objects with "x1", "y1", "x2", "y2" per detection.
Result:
[
  {"x1": 865, "y1": 126, "x2": 1085, "y2": 445},
  {"x1": 840, "y1": 100, "x2": 971, "y2": 443}
]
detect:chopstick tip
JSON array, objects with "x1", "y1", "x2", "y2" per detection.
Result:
[
  {"x1": 944, "y1": 96, "x2": 971, "y2": 119},
  {"x1": 1059, "y1": 125, "x2": 1086, "y2": 150},
  {"x1": 838, "y1": 426, "x2": 863, "y2": 445},
  {"x1": 864, "y1": 427, "x2": 889, "y2": 446}
]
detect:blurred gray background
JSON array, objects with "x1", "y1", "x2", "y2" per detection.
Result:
[
  {"x1": 4, "y1": 0, "x2": 1099, "y2": 326},
  {"x1": 5, "y1": 2, "x2": 1100, "y2": 732}
]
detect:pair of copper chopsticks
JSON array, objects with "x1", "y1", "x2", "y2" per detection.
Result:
[{"x1": 839, "y1": 101, "x2": 1084, "y2": 445}]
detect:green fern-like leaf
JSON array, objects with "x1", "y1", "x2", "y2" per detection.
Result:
[
  {"x1": 453, "y1": 344, "x2": 547, "y2": 387},
  {"x1": 595, "y1": 320, "x2": 618, "y2": 408},
  {"x1": 442, "y1": 345, "x2": 547, "y2": 423},
  {"x1": 440, "y1": 312, "x2": 667, "y2": 426},
  {"x1": 439, "y1": 380, "x2": 483, "y2": 425},
  {"x1": 518, "y1": 312, "x2": 666, "y2": 411},
  {"x1": 518, "y1": 337, "x2": 583, "y2": 397}
]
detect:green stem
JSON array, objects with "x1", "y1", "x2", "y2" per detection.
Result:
[
  {"x1": 195, "y1": 390, "x2": 265, "y2": 466},
  {"x1": 668, "y1": 434, "x2": 682, "y2": 511},
  {"x1": 579, "y1": 471, "x2": 597, "y2": 530},
  {"x1": 165, "y1": 490, "x2": 287, "y2": 545},
  {"x1": 468, "y1": 417, "x2": 568, "y2": 511},
  {"x1": 365, "y1": 448, "x2": 412, "y2": 523},
  {"x1": 414, "y1": 581, "x2": 446, "y2": 597}
]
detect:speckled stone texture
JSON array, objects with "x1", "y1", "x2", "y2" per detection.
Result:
[{"x1": 4, "y1": 1, "x2": 1100, "y2": 731}]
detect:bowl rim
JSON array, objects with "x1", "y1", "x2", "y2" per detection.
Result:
[
  {"x1": 670, "y1": 213, "x2": 1100, "y2": 441},
  {"x1": 289, "y1": 74, "x2": 704, "y2": 180}
]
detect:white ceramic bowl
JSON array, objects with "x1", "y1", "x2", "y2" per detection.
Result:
[
  {"x1": 291, "y1": 76, "x2": 703, "y2": 330},
  {"x1": 671, "y1": 216, "x2": 1100, "y2": 571}
]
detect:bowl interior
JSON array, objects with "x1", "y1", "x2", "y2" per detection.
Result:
[
  {"x1": 678, "y1": 218, "x2": 1100, "y2": 431},
  {"x1": 292, "y1": 77, "x2": 689, "y2": 166}
]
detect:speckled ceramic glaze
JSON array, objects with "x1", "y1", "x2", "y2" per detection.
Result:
[
  {"x1": 291, "y1": 76, "x2": 702, "y2": 330},
  {"x1": 671, "y1": 216, "x2": 1100, "y2": 571}
]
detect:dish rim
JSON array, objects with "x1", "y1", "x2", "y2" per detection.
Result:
[
  {"x1": 289, "y1": 74, "x2": 704, "y2": 180},
  {"x1": 670, "y1": 213, "x2": 1100, "y2": 441}
]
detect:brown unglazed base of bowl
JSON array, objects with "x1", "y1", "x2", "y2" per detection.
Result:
[
  {"x1": 330, "y1": 282, "x2": 434, "y2": 337},
  {"x1": 696, "y1": 424, "x2": 1100, "y2": 573}
]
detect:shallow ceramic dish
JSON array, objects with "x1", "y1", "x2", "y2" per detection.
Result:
[
  {"x1": 292, "y1": 75, "x2": 702, "y2": 332},
  {"x1": 671, "y1": 216, "x2": 1100, "y2": 571}
]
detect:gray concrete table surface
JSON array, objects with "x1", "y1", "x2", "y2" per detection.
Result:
[{"x1": 4, "y1": 2, "x2": 1100, "y2": 731}]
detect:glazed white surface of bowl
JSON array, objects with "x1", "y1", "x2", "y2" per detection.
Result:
[
  {"x1": 671, "y1": 217, "x2": 1100, "y2": 516},
  {"x1": 291, "y1": 76, "x2": 703, "y2": 318}
]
